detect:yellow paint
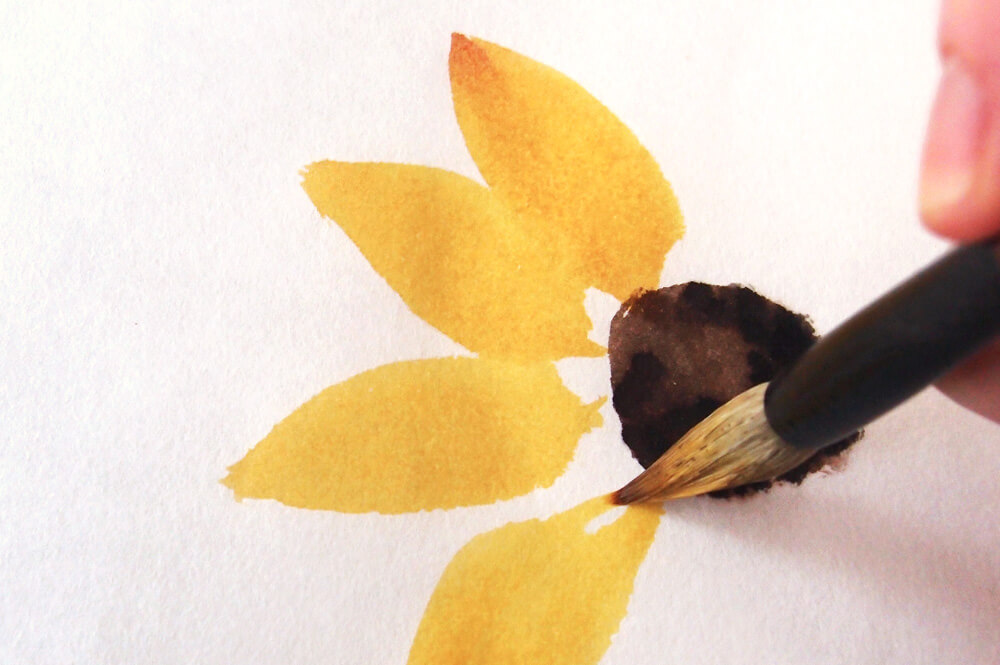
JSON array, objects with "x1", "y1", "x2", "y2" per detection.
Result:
[
  {"x1": 407, "y1": 497, "x2": 663, "y2": 665},
  {"x1": 302, "y1": 162, "x2": 604, "y2": 361},
  {"x1": 449, "y1": 34, "x2": 685, "y2": 301},
  {"x1": 233, "y1": 34, "x2": 687, "y2": 660},
  {"x1": 222, "y1": 358, "x2": 603, "y2": 513}
]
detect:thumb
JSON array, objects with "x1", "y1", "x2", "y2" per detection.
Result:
[{"x1": 920, "y1": 0, "x2": 1000, "y2": 240}]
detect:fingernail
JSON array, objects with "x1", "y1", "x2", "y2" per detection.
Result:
[{"x1": 920, "y1": 60, "x2": 985, "y2": 216}]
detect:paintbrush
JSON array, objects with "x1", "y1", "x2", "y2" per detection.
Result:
[{"x1": 613, "y1": 239, "x2": 1000, "y2": 503}]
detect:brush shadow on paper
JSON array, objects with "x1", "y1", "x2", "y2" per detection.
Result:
[{"x1": 661, "y1": 491, "x2": 1000, "y2": 655}]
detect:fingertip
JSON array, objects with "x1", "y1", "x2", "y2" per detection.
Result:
[
  {"x1": 921, "y1": 192, "x2": 1000, "y2": 242},
  {"x1": 922, "y1": 1, "x2": 1000, "y2": 242},
  {"x1": 938, "y1": 0, "x2": 1000, "y2": 70}
]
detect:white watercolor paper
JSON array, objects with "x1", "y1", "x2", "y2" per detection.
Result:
[{"x1": 4, "y1": 2, "x2": 999, "y2": 664}]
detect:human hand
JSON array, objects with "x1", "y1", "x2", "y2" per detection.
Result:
[{"x1": 920, "y1": 0, "x2": 1000, "y2": 421}]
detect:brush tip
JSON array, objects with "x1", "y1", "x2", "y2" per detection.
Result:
[
  {"x1": 610, "y1": 383, "x2": 815, "y2": 503},
  {"x1": 608, "y1": 489, "x2": 630, "y2": 506}
]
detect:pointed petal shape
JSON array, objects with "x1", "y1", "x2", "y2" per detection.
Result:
[
  {"x1": 302, "y1": 161, "x2": 604, "y2": 361},
  {"x1": 449, "y1": 34, "x2": 685, "y2": 300},
  {"x1": 222, "y1": 358, "x2": 604, "y2": 514},
  {"x1": 407, "y1": 496, "x2": 662, "y2": 665}
]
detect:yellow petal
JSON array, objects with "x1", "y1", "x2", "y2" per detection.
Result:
[
  {"x1": 407, "y1": 496, "x2": 662, "y2": 665},
  {"x1": 222, "y1": 357, "x2": 603, "y2": 514},
  {"x1": 449, "y1": 34, "x2": 684, "y2": 300},
  {"x1": 302, "y1": 161, "x2": 604, "y2": 361}
]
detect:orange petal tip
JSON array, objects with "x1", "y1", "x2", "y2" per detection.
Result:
[{"x1": 449, "y1": 33, "x2": 493, "y2": 83}]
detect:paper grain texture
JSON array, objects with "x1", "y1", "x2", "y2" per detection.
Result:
[{"x1": 4, "y1": 2, "x2": 999, "y2": 664}]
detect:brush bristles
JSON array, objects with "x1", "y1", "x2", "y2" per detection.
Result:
[{"x1": 612, "y1": 383, "x2": 814, "y2": 504}]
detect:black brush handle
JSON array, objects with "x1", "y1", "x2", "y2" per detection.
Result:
[{"x1": 765, "y1": 240, "x2": 1000, "y2": 451}]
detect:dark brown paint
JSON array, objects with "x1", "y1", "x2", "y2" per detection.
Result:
[{"x1": 609, "y1": 283, "x2": 860, "y2": 498}]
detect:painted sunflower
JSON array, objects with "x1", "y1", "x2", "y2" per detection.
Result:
[{"x1": 223, "y1": 34, "x2": 802, "y2": 664}]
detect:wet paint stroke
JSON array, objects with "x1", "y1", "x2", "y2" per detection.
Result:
[
  {"x1": 407, "y1": 498, "x2": 662, "y2": 665},
  {"x1": 226, "y1": 33, "x2": 851, "y2": 665},
  {"x1": 609, "y1": 283, "x2": 860, "y2": 497}
]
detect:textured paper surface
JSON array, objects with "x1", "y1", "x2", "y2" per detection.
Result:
[{"x1": 4, "y1": 2, "x2": 1000, "y2": 664}]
